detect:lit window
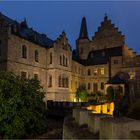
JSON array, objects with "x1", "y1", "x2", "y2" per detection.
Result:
[
  {"x1": 21, "y1": 45, "x2": 27, "y2": 59},
  {"x1": 50, "y1": 53, "x2": 52, "y2": 64},
  {"x1": 129, "y1": 72, "x2": 135, "y2": 80},
  {"x1": 35, "y1": 50, "x2": 39, "y2": 62},
  {"x1": 34, "y1": 73, "x2": 39, "y2": 80},
  {"x1": 93, "y1": 69, "x2": 98, "y2": 75},
  {"x1": 21, "y1": 71, "x2": 27, "y2": 79},
  {"x1": 101, "y1": 68, "x2": 105, "y2": 75},
  {"x1": 88, "y1": 69, "x2": 91, "y2": 76}
]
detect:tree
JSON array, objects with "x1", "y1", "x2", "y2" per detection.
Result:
[
  {"x1": 0, "y1": 71, "x2": 47, "y2": 139},
  {"x1": 106, "y1": 86, "x2": 114, "y2": 101},
  {"x1": 76, "y1": 85, "x2": 88, "y2": 102}
]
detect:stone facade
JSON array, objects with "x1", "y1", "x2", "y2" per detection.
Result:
[{"x1": 0, "y1": 13, "x2": 140, "y2": 101}]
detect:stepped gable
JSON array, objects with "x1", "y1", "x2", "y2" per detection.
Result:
[
  {"x1": 92, "y1": 14, "x2": 125, "y2": 49},
  {"x1": 0, "y1": 12, "x2": 54, "y2": 48}
]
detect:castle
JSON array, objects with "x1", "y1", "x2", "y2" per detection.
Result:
[{"x1": 0, "y1": 12, "x2": 140, "y2": 102}]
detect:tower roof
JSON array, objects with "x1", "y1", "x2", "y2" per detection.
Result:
[{"x1": 78, "y1": 17, "x2": 89, "y2": 39}]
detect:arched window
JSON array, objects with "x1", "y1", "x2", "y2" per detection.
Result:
[
  {"x1": 35, "y1": 50, "x2": 39, "y2": 62},
  {"x1": 0, "y1": 40, "x2": 1, "y2": 57},
  {"x1": 60, "y1": 55, "x2": 61, "y2": 65},
  {"x1": 21, "y1": 45, "x2": 27, "y2": 58},
  {"x1": 50, "y1": 52, "x2": 52, "y2": 64}
]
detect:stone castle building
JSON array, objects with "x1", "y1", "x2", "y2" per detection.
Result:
[{"x1": 0, "y1": 12, "x2": 140, "y2": 102}]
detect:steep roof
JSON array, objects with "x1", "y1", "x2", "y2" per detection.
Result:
[
  {"x1": 0, "y1": 12, "x2": 54, "y2": 48},
  {"x1": 106, "y1": 72, "x2": 130, "y2": 84},
  {"x1": 72, "y1": 46, "x2": 122, "y2": 66},
  {"x1": 78, "y1": 17, "x2": 89, "y2": 39}
]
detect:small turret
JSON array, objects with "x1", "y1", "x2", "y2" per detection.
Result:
[
  {"x1": 76, "y1": 17, "x2": 90, "y2": 60},
  {"x1": 78, "y1": 17, "x2": 89, "y2": 39}
]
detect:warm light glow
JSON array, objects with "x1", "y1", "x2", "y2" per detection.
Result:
[{"x1": 87, "y1": 102, "x2": 114, "y2": 115}]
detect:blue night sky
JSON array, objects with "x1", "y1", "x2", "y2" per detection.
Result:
[{"x1": 0, "y1": 1, "x2": 140, "y2": 54}]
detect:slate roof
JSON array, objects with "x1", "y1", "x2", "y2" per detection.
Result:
[
  {"x1": 106, "y1": 72, "x2": 130, "y2": 84},
  {"x1": 0, "y1": 13, "x2": 54, "y2": 48},
  {"x1": 72, "y1": 46, "x2": 122, "y2": 66}
]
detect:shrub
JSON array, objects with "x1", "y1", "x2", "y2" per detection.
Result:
[
  {"x1": 76, "y1": 84, "x2": 88, "y2": 102},
  {"x1": 106, "y1": 86, "x2": 114, "y2": 101},
  {"x1": 0, "y1": 71, "x2": 47, "y2": 138}
]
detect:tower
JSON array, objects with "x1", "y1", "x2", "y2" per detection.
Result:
[{"x1": 76, "y1": 17, "x2": 90, "y2": 60}]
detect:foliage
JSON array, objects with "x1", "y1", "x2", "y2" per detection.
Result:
[
  {"x1": 106, "y1": 86, "x2": 114, "y2": 101},
  {"x1": 91, "y1": 91, "x2": 107, "y2": 103},
  {"x1": 127, "y1": 99, "x2": 140, "y2": 120},
  {"x1": 0, "y1": 71, "x2": 47, "y2": 139},
  {"x1": 76, "y1": 84, "x2": 88, "y2": 102}
]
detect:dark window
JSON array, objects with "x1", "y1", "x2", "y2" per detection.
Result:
[
  {"x1": 48, "y1": 75, "x2": 52, "y2": 87},
  {"x1": 80, "y1": 48, "x2": 83, "y2": 54},
  {"x1": 66, "y1": 58, "x2": 68, "y2": 67},
  {"x1": 62, "y1": 77, "x2": 65, "y2": 87},
  {"x1": 101, "y1": 82, "x2": 104, "y2": 90},
  {"x1": 21, "y1": 71, "x2": 27, "y2": 79},
  {"x1": 102, "y1": 51, "x2": 105, "y2": 57},
  {"x1": 60, "y1": 55, "x2": 62, "y2": 65},
  {"x1": 50, "y1": 53, "x2": 52, "y2": 64},
  {"x1": 34, "y1": 74, "x2": 39, "y2": 80},
  {"x1": 22, "y1": 45, "x2": 27, "y2": 58},
  {"x1": 93, "y1": 83, "x2": 98, "y2": 93},
  {"x1": 0, "y1": 41, "x2": 1, "y2": 57},
  {"x1": 88, "y1": 69, "x2": 91, "y2": 76},
  {"x1": 66, "y1": 77, "x2": 69, "y2": 88},
  {"x1": 35, "y1": 50, "x2": 39, "y2": 62},
  {"x1": 58, "y1": 76, "x2": 61, "y2": 87},
  {"x1": 91, "y1": 53, "x2": 94, "y2": 58},
  {"x1": 63, "y1": 55, "x2": 65, "y2": 66},
  {"x1": 114, "y1": 60, "x2": 119, "y2": 64},
  {"x1": 88, "y1": 83, "x2": 90, "y2": 90}
]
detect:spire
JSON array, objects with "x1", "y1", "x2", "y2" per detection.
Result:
[
  {"x1": 21, "y1": 18, "x2": 28, "y2": 28},
  {"x1": 79, "y1": 17, "x2": 89, "y2": 39},
  {"x1": 104, "y1": 13, "x2": 108, "y2": 21}
]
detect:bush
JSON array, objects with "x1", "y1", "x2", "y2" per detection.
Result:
[
  {"x1": 0, "y1": 71, "x2": 47, "y2": 138},
  {"x1": 76, "y1": 85, "x2": 88, "y2": 102},
  {"x1": 106, "y1": 86, "x2": 114, "y2": 101},
  {"x1": 127, "y1": 99, "x2": 140, "y2": 120}
]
